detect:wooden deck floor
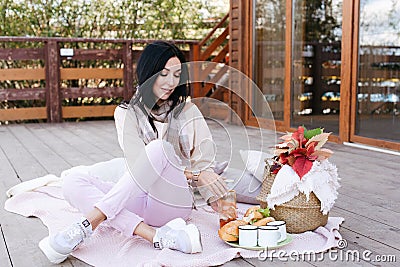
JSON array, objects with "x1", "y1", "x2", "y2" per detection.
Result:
[{"x1": 1, "y1": 120, "x2": 399, "y2": 266}]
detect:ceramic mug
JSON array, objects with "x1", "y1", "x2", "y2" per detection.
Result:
[
  {"x1": 267, "y1": 221, "x2": 287, "y2": 242},
  {"x1": 258, "y1": 226, "x2": 281, "y2": 247},
  {"x1": 238, "y1": 225, "x2": 258, "y2": 247}
]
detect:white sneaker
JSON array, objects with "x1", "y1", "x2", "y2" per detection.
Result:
[
  {"x1": 154, "y1": 219, "x2": 202, "y2": 254},
  {"x1": 153, "y1": 217, "x2": 186, "y2": 248},
  {"x1": 39, "y1": 217, "x2": 93, "y2": 264}
]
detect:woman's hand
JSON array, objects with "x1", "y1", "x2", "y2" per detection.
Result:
[{"x1": 196, "y1": 171, "x2": 228, "y2": 201}]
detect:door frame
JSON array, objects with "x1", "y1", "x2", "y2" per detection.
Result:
[{"x1": 244, "y1": 0, "x2": 399, "y2": 151}]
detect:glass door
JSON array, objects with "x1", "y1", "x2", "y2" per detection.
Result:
[
  {"x1": 253, "y1": 0, "x2": 287, "y2": 123},
  {"x1": 353, "y1": 0, "x2": 400, "y2": 144},
  {"x1": 291, "y1": 0, "x2": 343, "y2": 134}
]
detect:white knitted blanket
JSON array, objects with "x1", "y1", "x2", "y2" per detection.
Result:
[
  {"x1": 266, "y1": 160, "x2": 340, "y2": 214},
  {"x1": 4, "y1": 177, "x2": 344, "y2": 267}
]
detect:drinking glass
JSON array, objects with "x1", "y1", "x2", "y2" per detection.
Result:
[{"x1": 218, "y1": 190, "x2": 237, "y2": 228}]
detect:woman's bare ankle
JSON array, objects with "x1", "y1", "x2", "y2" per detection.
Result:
[{"x1": 85, "y1": 208, "x2": 106, "y2": 230}]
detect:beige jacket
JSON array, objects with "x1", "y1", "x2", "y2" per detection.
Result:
[{"x1": 114, "y1": 102, "x2": 215, "y2": 202}]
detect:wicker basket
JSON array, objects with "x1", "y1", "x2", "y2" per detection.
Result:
[{"x1": 256, "y1": 160, "x2": 328, "y2": 234}]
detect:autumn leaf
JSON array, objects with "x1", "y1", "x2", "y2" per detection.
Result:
[
  {"x1": 287, "y1": 139, "x2": 299, "y2": 153},
  {"x1": 279, "y1": 154, "x2": 289, "y2": 165},
  {"x1": 292, "y1": 156, "x2": 313, "y2": 179},
  {"x1": 274, "y1": 148, "x2": 288, "y2": 156},
  {"x1": 304, "y1": 127, "x2": 323, "y2": 140},
  {"x1": 311, "y1": 148, "x2": 334, "y2": 160},
  {"x1": 305, "y1": 132, "x2": 331, "y2": 150},
  {"x1": 292, "y1": 126, "x2": 307, "y2": 147},
  {"x1": 276, "y1": 142, "x2": 289, "y2": 148},
  {"x1": 306, "y1": 142, "x2": 318, "y2": 161},
  {"x1": 280, "y1": 132, "x2": 293, "y2": 142},
  {"x1": 275, "y1": 126, "x2": 332, "y2": 178}
]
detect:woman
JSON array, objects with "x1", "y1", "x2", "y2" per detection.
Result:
[{"x1": 39, "y1": 41, "x2": 228, "y2": 264}]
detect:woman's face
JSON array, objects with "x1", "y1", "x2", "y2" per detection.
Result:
[{"x1": 153, "y1": 56, "x2": 182, "y2": 102}]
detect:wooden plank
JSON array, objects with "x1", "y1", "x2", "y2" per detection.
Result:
[
  {"x1": 335, "y1": 194, "x2": 400, "y2": 229},
  {"x1": 0, "y1": 131, "x2": 51, "y2": 266},
  {"x1": 45, "y1": 122, "x2": 115, "y2": 163},
  {"x1": 200, "y1": 27, "x2": 229, "y2": 61},
  {"x1": 0, "y1": 68, "x2": 45, "y2": 81},
  {"x1": 198, "y1": 13, "x2": 229, "y2": 47},
  {"x1": 61, "y1": 48, "x2": 123, "y2": 61},
  {"x1": 349, "y1": 135, "x2": 400, "y2": 152},
  {"x1": 328, "y1": 228, "x2": 399, "y2": 267},
  {"x1": 222, "y1": 258, "x2": 253, "y2": 266},
  {"x1": 7, "y1": 125, "x2": 71, "y2": 175},
  {"x1": 334, "y1": 209, "x2": 400, "y2": 257},
  {"x1": 0, "y1": 48, "x2": 45, "y2": 60},
  {"x1": 28, "y1": 123, "x2": 96, "y2": 167},
  {"x1": 62, "y1": 105, "x2": 117, "y2": 118},
  {"x1": 60, "y1": 68, "x2": 123, "y2": 79},
  {"x1": 0, "y1": 88, "x2": 46, "y2": 101},
  {"x1": 0, "y1": 107, "x2": 47, "y2": 121},
  {"x1": 232, "y1": 51, "x2": 239, "y2": 61},
  {"x1": 59, "y1": 121, "x2": 122, "y2": 159},
  {"x1": 0, "y1": 126, "x2": 48, "y2": 180},
  {"x1": 0, "y1": 146, "x2": 13, "y2": 267},
  {"x1": 231, "y1": 40, "x2": 239, "y2": 51},
  {"x1": 231, "y1": 29, "x2": 240, "y2": 41},
  {"x1": 0, "y1": 36, "x2": 197, "y2": 45},
  {"x1": 231, "y1": 0, "x2": 239, "y2": 9},
  {"x1": 304, "y1": 243, "x2": 377, "y2": 266},
  {"x1": 231, "y1": 19, "x2": 240, "y2": 31},
  {"x1": 231, "y1": 7, "x2": 239, "y2": 18},
  {"x1": 332, "y1": 208, "x2": 400, "y2": 251},
  {"x1": 62, "y1": 86, "x2": 124, "y2": 98},
  {"x1": 247, "y1": 257, "x2": 315, "y2": 266},
  {"x1": 0, "y1": 225, "x2": 12, "y2": 267}
]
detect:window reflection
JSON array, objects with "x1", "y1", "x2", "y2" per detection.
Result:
[
  {"x1": 291, "y1": 0, "x2": 343, "y2": 134},
  {"x1": 356, "y1": 0, "x2": 400, "y2": 142},
  {"x1": 253, "y1": 0, "x2": 286, "y2": 120}
]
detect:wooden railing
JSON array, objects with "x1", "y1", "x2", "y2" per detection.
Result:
[
  {"x1": 0, "y1": 37, "x2": 197, "y2": 123},
  {"x1": 191, "y1": 13, "x2": 230, "y2": 99},
  {"x1": 0, "y1": 14, "x2": 230, "y2": 123}
]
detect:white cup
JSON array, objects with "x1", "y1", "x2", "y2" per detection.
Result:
[
  {"x1": 267, "y1": 221, "x2": 287, "y2": 242},
  {"x1": 238, "y1": 225, "x2": 258, "y2": 247},
  {"x1": 258, "y1": 226, "x2": 281, "y2": 247}
]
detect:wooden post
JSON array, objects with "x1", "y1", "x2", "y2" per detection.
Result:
[
  {"x1": 44, "y1": 40, "x2": 62, "y2": 123},
  {"x1": 123, "y1": 41, "x2": 134, "y2": 101},
  {"x1": 190, "y1": 43, "x2": 202, "y2": 98}
]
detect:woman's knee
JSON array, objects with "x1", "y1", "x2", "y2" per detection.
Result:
[
  {"x1": 62, "y1": 171, "x2": 91, "y2": 203},
  {"x1": 146, "y1": 139, "x2": 181, "y2": 167},
  {"x1": 145, "y1": 139, "x2": 164, "y2": 155}
]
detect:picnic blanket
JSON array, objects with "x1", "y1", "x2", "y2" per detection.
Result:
[{"x1": 4, "y1": 175, "x2": 344, "y2": 267}]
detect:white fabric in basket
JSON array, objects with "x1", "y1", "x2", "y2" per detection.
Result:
[{"x1": 266, "y1": 160, "x2": 340, "y2": 214}]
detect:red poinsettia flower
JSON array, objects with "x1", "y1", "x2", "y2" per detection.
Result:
[
  {"x1": 273, "y1": 126, "x2": 333, "y2": 179},
  {"x1": 291, "y1": 142, "x2": 318, "y2": 178},
  {"x1": 291, "y1": 126, "x2": 308, "y2": 148}
]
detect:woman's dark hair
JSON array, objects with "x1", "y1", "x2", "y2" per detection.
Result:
[{"x1": 132, "y1": 41, "x2": 190, "y2": 114}]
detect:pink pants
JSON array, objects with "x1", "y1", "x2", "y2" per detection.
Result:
[{"x1": 62, "y1": 140, "x2": 193, "y2": 237}]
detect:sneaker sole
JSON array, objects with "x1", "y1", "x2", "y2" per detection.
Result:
[
  {"x1": 39, "y1": 236, "x2": 69, "y2": 264},
  {"x1": 185, "y1": 224, "x2": 203, "y2": 253}
]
